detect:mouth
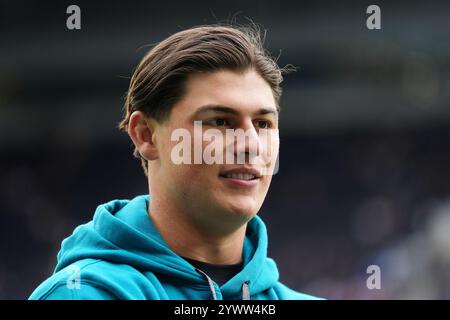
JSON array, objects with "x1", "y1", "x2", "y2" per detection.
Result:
[
  {"x1": 219, "y1": 167, "x2": 262, "y2": 187},
  {"x1": 221, "y1": 172, "x2": 258, "y2": 180}
]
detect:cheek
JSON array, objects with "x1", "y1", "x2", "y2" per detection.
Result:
[
  {"x1": 261, "y1": 175, "x2": 273, "y2": 193},
  {"x1": 168, "y1": 163, "x2": 218, "y2": 188}
]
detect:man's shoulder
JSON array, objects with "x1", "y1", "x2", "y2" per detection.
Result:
[{"x1": 29, "y1": 259, "x2": 158, "y2": 300}]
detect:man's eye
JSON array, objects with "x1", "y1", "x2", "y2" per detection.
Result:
[
  {"x1": 209, "y1": 118, "x2": 229, "y2": 127},
  {"x1": 255, "y1": 120, "x2": 272, "y2": 129}
]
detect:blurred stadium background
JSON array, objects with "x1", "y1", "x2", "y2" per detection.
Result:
[{"x1": 1, "y1": 0, "x2": 450, "y2": 299}]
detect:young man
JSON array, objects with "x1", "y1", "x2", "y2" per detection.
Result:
[{"x1": 30, "y1": 25, "x2": 319, "y2": 300}]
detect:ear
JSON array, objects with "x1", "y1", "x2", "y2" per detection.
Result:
[{"x1": 127, "y1": 111, "x2": 159, "y2": 161}]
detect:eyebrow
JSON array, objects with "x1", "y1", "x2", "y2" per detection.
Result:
[{"x1": 193, "y1": 104, "x2": 279, "y2": 117}]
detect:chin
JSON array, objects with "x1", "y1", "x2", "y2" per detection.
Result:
[{"x1": 223, "y1": 197, "x2": 260, "y2": 220}]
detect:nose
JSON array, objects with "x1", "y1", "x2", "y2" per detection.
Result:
[{"x1": 234, "y1": 120, "x2": 261, "y2": 164}]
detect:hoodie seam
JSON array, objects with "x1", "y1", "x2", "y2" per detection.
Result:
[
  {"x1": 55, "y1": 258, "x2": 104, "y2": 275},
  {"x1": 74, "y1": 259, "x2": 103, "y2": 271}
]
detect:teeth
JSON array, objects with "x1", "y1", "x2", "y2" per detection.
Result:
[{"x1": 225, "y1": 173, "x2": 255, "y2": 180}]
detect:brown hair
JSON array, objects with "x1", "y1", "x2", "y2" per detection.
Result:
[{"x1": 119, "y1": 24, "x2": 290, "y2": 176}]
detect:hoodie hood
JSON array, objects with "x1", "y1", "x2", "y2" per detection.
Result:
[{"x1": 54, "y1": 194, "x2": 280, "y2": 299}]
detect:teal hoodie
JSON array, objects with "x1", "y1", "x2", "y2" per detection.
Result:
[{"x1": 29, "y1": 195, "x2": 319, "y2": 300}]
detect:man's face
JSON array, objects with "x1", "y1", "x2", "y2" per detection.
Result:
[{"x1": 153, "y1": 69, "x2": 279, "y2": 225}]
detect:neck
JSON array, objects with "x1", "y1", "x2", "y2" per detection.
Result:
[{"x1": 148, "y1": 196, "x2": 247, "y2": 265}]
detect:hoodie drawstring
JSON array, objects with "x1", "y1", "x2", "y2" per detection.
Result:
[
  {"x1": 196, "y1": 268, "x2": 251, "y2": 300},
  {"x1": 195, "y1": 268, "x2": 218, "y2": 300},
  {"x1": 242, "y1": 281, "x2": 251, "y2": 300}
]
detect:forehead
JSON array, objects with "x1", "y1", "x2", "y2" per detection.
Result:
[{"x1": 176, "y1": 69, "x2": 277, "y2": 116}]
